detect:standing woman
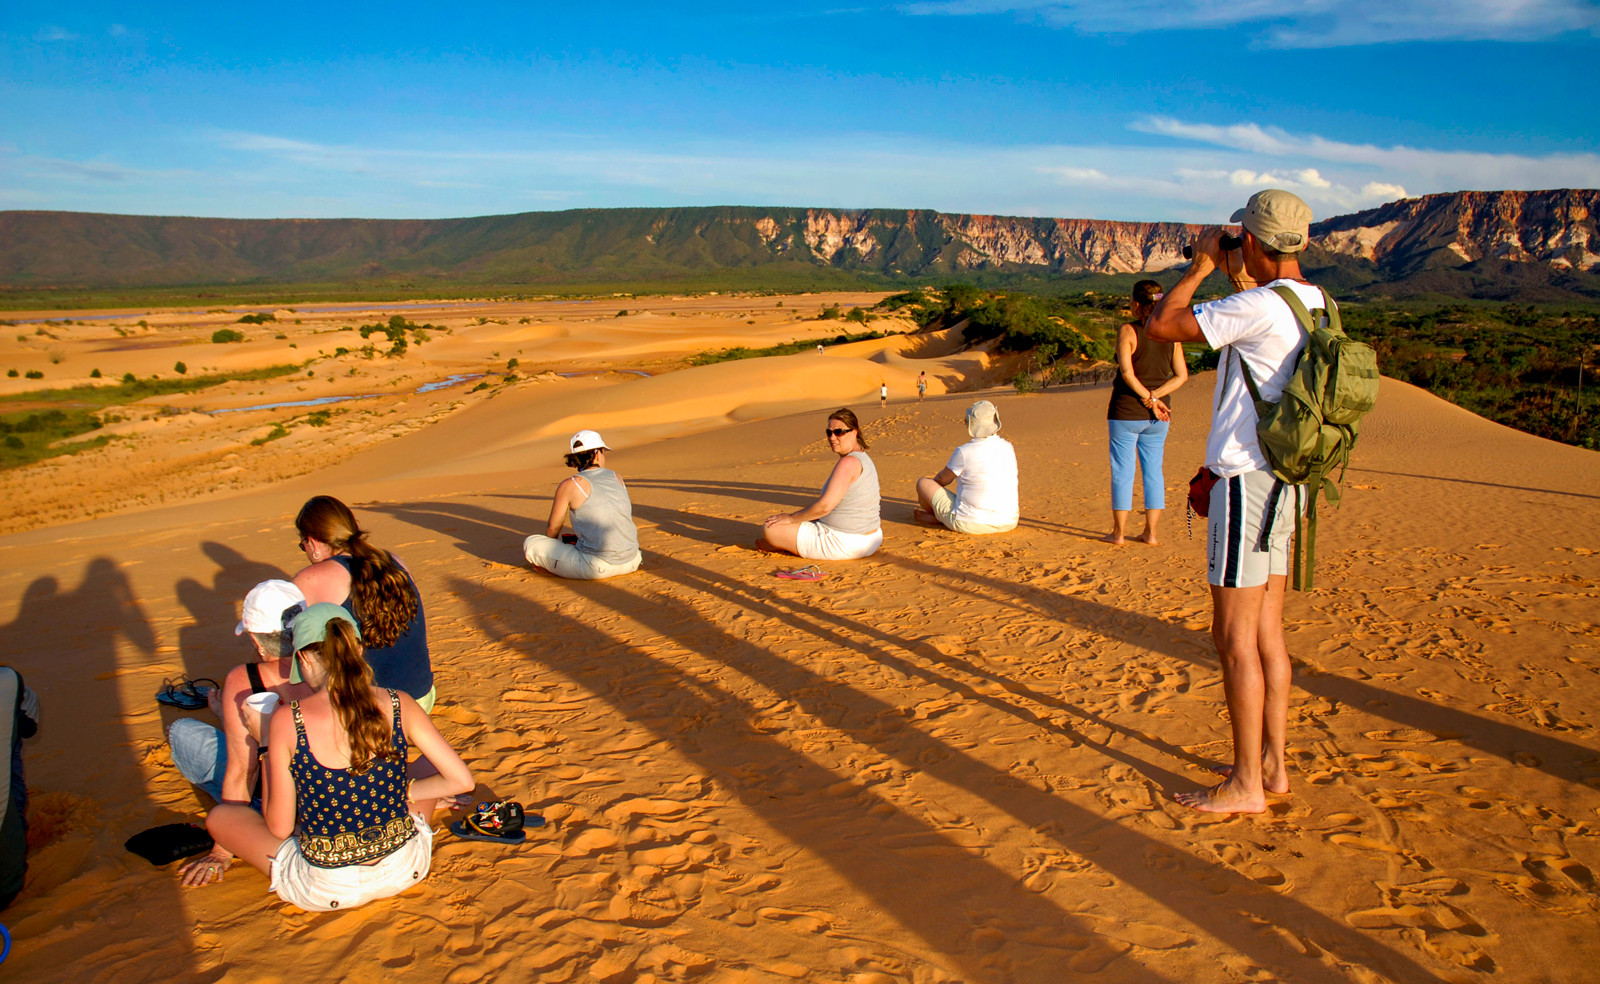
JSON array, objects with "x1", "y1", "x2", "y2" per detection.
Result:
[
  {"x1": 1106, "y1": 279, "x2": 1188, "y2": 545},
  {"x1": 293, "y1": 496, "x2": 434, "y2": 710},
  {"x1": 761, "y1": 408, "x2": 882, "y2": 561},
  {"x1": 203, "y1": 605, "x2": 473, "y2": 911},
  {"x1": 523, "y1": 429, "x2": 643, "y2": 580}
]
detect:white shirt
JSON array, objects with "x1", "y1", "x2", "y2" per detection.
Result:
[
  {"x1": 945, "y1": 435, "x2": 1019, "y2": 528},
  {"x1": 1194, "y1": 280, "x2": 1321, "y2": 477}
]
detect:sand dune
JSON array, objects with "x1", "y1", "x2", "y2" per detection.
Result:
[{"x1": 1, "y1": 299, "x2": 1598, "y2": 983}]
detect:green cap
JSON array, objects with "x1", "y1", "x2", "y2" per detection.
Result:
[{"x1": 288, "y1": 603, "x2": 360, "y2": 684}]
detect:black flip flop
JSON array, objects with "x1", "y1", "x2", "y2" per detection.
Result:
[{"x1": 156, "y1": 678, "x2": 219, "y2": 711}]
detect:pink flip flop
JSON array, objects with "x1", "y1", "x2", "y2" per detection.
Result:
[{"x1": 775, "y1": 565, "x2": 828, "y2": 581}]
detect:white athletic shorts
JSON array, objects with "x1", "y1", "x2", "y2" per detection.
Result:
[
  {"x1": 524, "y1": 535, "x2": 642, "y2": 580},
  {"x1": 271, "y1": 813, "x2": 433, "y2": 912},
  {"x1": 1206, "y1": 469, "x2": 1299, "y2": 589},
  {"x1": 930, "y1": 487, "x2": 1016, "y2": 535},
  {"x1": 796, "y1": 522, "x2": 882, "y2": 561}
]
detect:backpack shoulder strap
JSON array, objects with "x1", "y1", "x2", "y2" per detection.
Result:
[{"x1": 1269, "y1": 285, "x2": 1317, "y2": 334}]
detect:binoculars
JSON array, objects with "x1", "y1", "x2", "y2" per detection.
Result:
[{"x1": 1182, "y1": 233, "x2": 1243, "y2": 259}]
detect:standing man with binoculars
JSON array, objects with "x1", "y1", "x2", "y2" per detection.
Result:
[{"x1": 1147, "y1": 189, "x2": 1320, "y2": 813}]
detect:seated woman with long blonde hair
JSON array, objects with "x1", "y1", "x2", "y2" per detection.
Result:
[{"x1": 204, "y1": 604, "x2": 473, "y2": 911}]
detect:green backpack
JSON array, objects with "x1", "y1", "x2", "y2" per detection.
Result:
[{"x1": 1231, "y1": 285, "x2": 1379, "y2": 590}]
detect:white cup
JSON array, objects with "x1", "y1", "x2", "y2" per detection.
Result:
[{"x1": 244, "y1": 691, "x2": 281, "y2": 737}]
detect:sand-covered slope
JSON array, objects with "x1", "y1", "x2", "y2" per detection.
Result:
[{"x1": 2, "y1": 359, "x2": 1597, "y2": 983}]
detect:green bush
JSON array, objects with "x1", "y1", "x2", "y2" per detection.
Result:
[
  {"x1": 121, "y1": 372, "x2": 136, "y2": 384},
  {"x1": 174, "y1": 361, "x2": 188, "y2": 374},
  {"x1": 845, "y1": 307, "x2": 868, "y2": 324},
  {"x1": 90, "y1": 368, "x2": 102, "y2": 378},
  {"x1": 212, "y1": 328, "x2": 247, "y2": 343},
  {"x1": 5, "y1": 369, "x2": 15, "y2": 378},
  {"x1": 24, "y1": 370, "x2": 42, "y2": 379},
  {"x1": 236, "y1": 313, "x2": 276, "y2": 324},
  {"x1": 819, "y1": 305, "x2": 841, "y2": 320}
]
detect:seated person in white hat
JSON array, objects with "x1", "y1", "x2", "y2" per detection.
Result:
[
  {"x1": 524, "y1": 429, "x2": 643, "y2": 580},
  {"x1": 913, "y1": 400, "x2": 1019, "y2": 535},
  {"x1": 168, "y1": 579, "x2": 312, "y2": 887}
]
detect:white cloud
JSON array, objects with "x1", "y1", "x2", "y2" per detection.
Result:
[
  {"x1": 899, "y1": 0, "x2": 1600, "y2": 47},
  {"x1": 8, "y1": 119, "x2": 1594, "y2": 224},
  {"x1": 34, "y1": 26, "x2": 80, "y2": 42},
  {"x1": 1134, "y1": 115, "x2": 1600, "y2": 192}
]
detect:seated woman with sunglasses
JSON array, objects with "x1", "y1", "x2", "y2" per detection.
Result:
[
  {"x1": 760, "y1": 408, "x2": 882, "y2": 561},
  {"x1": 293, "y1": 495, "x2": 434, "y2": 711},
  {"x1": 205, "y1": 604, "x2": 473, "y2": 912}
]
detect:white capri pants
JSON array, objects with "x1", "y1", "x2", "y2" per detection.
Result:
[{"x1": 524, "y1": 535, "x2": 642, "y2": 580}]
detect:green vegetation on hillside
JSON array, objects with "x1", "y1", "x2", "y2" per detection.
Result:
[
  {"x1": 0, "y1": 363, "x2": 305, "y2": 469},
  {"x1": 688, "y1": 329, "x2": 895, "y2": 366},
  {"x1": 1341, "y1": 302, "x2": 1600, "y2": 450}
]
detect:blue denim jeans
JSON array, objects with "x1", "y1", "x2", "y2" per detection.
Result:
[
  {"x1": 167, "y1": 717, "x2": 227, "y2": 803},
  {"x1": 1108, "y1": 418, "x2": 1169, "y2": 511}
]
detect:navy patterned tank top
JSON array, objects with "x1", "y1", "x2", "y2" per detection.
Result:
[{"x1": 288, "y1": 690, "x2": 417, "y2": 868}]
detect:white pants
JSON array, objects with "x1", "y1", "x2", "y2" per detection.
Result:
[
  {"x1": 271, "y1": 814, "x2": 433, "y2": 912},
  {"x1": 929, "y1": 487, "x2": 1016, "y2": 535},
  {"x1": 795, "y1": 522, "x2": 882, "y2": 561},
  {"x1": 524, "y1": 535, "x2": 642, "y2": 580}
]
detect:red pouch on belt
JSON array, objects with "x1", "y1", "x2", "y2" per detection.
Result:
[{"x1": 1188, "y1": 466, "x2": 1220, "y2": 518}]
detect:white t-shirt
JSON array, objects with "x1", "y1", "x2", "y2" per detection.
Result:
[
  {"x1": 1194, "y1": 280, "x2": 1322, "y2": 477},
  {"x1": 945, "y1": 435, "x2": 1019, "y2": 528}
]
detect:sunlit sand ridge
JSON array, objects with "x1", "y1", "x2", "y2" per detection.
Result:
[{"x1": 1, "y1": 295, "x2": 1597, "y2": 983}]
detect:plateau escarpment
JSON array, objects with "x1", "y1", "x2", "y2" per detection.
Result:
[{"x1": 2, "y1": 189, "x2": 1597, "y2": 300}]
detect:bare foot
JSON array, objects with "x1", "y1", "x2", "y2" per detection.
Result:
[
  {"x1": 1102, "y1": 532, "x2": 1127, "y2": 545},
  {"x1": 1210, "y1": 762, "x2": 1291, "y2": 795},
  {"x1": 1175, "y1": 779, "x2": 1267, "y2": 814},
  {"x1": 1133, "y1": 531, "x2": 1160, "y2": 545},
  {"x1": 912, "y1": 508, "x2": 940, "y2": 526},
  {"x1": 753, "y1": 537, "x2": 778, "y2": 553}
]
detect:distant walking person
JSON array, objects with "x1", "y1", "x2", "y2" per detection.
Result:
[
  {"x1": 1148, "y1": 189, "x2": 1319, "y2": 814},
  {"x1": 524, "y1": 430, "x2": 643, "y2": 580},
  {"x1": 760, "y1": 408, "x2": 882, "y2": 560},
  {"x1": 917, "y1": 371, "x2": 928, "y2": 402},
  {"x1": 1105, "y1": 280, "x2": 1188, "y2": 545},
  {"x1": 880, "y1": 380, "x2": 888, "y2": 408},
  {"x1": 914, "y1": 400, "x2": 1018, "y2": 535}
]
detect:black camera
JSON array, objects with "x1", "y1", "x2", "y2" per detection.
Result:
[{"x1": 1182, "y1": 233, "x2": 1243, "y2": 259}]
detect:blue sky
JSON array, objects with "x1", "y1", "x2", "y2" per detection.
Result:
[{"x1": 2, "y1": 1, "x2": 1597, "y2": 223}]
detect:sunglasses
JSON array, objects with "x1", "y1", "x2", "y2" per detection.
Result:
[{"x1": 824, "y1": 427, "x2": 851, "y2": 437}]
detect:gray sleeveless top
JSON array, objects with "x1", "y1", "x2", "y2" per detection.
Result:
[
  {"x1": 818, "y1": 451, "x2": 880, "y2": 535},
  {"x1": 570, "y1": 468, "x2": 640, "y2": 565}
]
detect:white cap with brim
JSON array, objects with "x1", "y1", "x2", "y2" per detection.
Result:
[
  {"x1": 1230, "y1": 188, "x2": 1312, "y2": 253},
  {"x1": 570, "y1": 429, "x2": 610, "y2": 454},
  {"x1": 235, "y1": 579, "x2": 307, "y2": 636}
]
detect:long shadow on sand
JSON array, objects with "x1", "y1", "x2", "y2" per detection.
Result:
[
  {"x1": 1347, "y1": 466, "x2": 1600, "y2": 500},
  {"x1": 876, "y1": 550, "x2": 1600, "y2": 789},
  {"x1": 0, "y1": 559, "x2": 213, "y2": 981},
  {"x1": 461, "y1": 574, "x2": 1438, "y2": 983},
  {"x1": 176, "y1": 543, "x2": 288, "y2": 692},
  {"x1": 387, "y1": 491, "x2": 1600, "y2": 791}
]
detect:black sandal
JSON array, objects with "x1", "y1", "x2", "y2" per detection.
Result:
[
  {"x1": 450, "y1": 801, "x2": 544, "y2": 843},
  {"x1": 155, "y1": 678, "x2": 219, "y2": 711}
]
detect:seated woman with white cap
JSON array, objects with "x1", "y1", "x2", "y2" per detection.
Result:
[
  {"x1": 913, "y1": 399, "x2": 1019, "y2": 535},
  {"x1": 523, "y1": 429, "x2": 643, "y2": 580}
]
